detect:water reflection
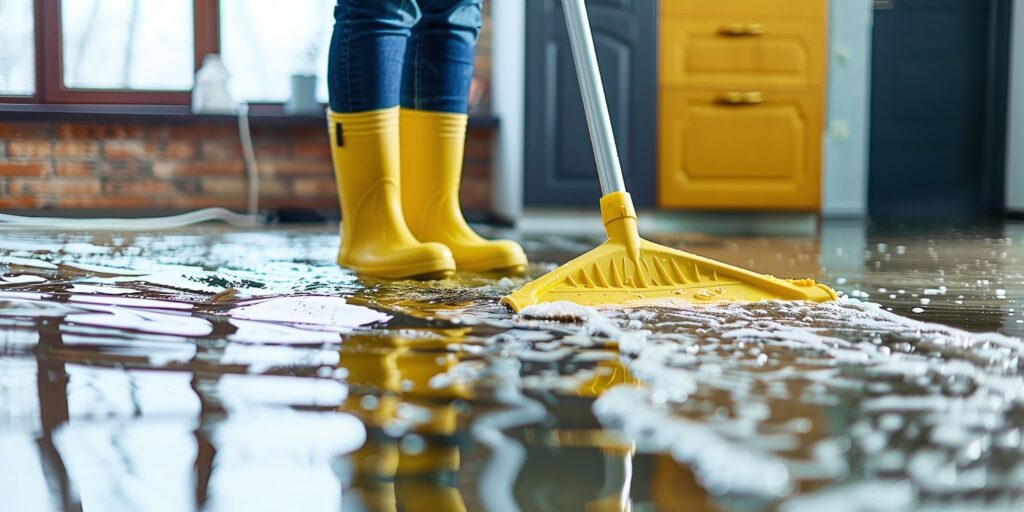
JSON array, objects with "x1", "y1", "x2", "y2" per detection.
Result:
[{"x1": 0, "y1": 222, "x2": 1022, "y2": 511}]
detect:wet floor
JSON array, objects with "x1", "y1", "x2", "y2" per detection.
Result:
[{"x1": 1, "y1": 220, "x2": 1023, "y2": 511}]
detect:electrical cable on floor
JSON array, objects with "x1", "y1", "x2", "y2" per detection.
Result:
[
  {"x1": 0, "y1": 208, "x2": 262, "y2": 230},
  {"x1": 0, "y1": 103, "x2": 267, "y2": 231}
]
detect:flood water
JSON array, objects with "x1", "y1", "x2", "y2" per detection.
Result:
[{"x1": 1, "y1": 220, "x2": 1023, "y2": 511}]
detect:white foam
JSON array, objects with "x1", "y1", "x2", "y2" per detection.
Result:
[{"x1": 227, "y1": 296, "x2": 391, "y2": 331}]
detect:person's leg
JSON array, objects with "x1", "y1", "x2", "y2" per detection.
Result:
[
  {"x1": 398, "y1": 0, "x2": 480, "y2": 113},
  {"x1": 398, "y1": 0, "x2": 527, "y2": 273},
  {"x1": 326, "y1": 0, "x2": 455, "y2": 279}
]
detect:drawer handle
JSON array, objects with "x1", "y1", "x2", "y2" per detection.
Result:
[
  {"x1": 719, "y1": 23, "x2": 765, "y2": 37},
  {"x1": 718, "y1": 92, "x2": 764, "y2": 105}
]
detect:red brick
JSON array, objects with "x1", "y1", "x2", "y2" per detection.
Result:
[
  {"x1": 153, "y1": 161, "x2": 244, "y2": 178},
  {"x1": 0, "y1": 161, "x2": 51, "y2": 176},
  {"x1": 201, "y1": 177, "x2": 292, "y2": 197},
  {"x1": 9, "y1": 178, "x2": 101, "y2": 196},
  {"x1": 55, "y1": 123, "x2": 103, "y2": 139},
  {"x1": 147, "y1": 126, "x2": 170, "y2": 141},
  {"x1": 163, "y1": 196, "x2": 248, "y2": 210},
  {"x1": 254, "y1": 125, "x2": 323, "y2": 140},
  {"x1": 111, "y1": 125, "x2": 147, "y2": 139},
  {"x1": 0, "y1": 122, "x2": 51, "y2": 139},
  {"x1": 98, "y1": 160, "x2": 147, "y2": 177},
  {"x1": 7, "y1": 140, "x2": 54, "y2": 158},
  {"x1": 55, "y1": 196, "x2": 158, "y2": 209},
  {"x1": 200, "y1": 140, "x2": 242, "y2": 160},
  {"x1": 463, "y1": 159, "x2": 490, "y2": 178},
  {"x1": 258, "y1": 178, "x2": 292, "y2": 197},
  {"x1": 293, "y1": 177, "x2": 337, "y2": 197},
  {"x1": 54, "y1": 141, "x2": 100, "y2": 158},
  {"x1": 103, "y1": 178, "x2": 180, "y2": 196},
  {"x1": 104, "y1": 140, "x2": 156, "y2": 159},
  {"x1": 55, "y1": 123, "x2": 145, "y2": 140},
  {"x1": 459, "y1": 176, "x2": 490, "y2": 211},
  {"x1": 255, "y1": 142, "x2": 291, "y2": 159},
  {"x1": 465, "y1": 137, "x2": 491, "y2": 161},
  {"x1": 56, "y1": 161, "x2": 98, "y2": 177},
  {"x1": 0, "y1": 197, "x2": 47, "y2": 209},
  {"x1": 167, "y1": 124, "x2": 237, "y2": 140},
  {"x1": 200, "y1": 140, "x2": 290, "y2": 160},
  {"x1": 199, "y1": 177, "x2": 246, "y2": 196},
  {"x1": 161, "y1": 140, "x2": 197, "y2": 160},
  {"x1": 261, "y1": 197, "x2": 339, "y2": 211},
  {"x1": 261, "y1": 161, "x2": 331, "y2": 177},
  {"x1": 292, "y1": 141, "x2": 331, "y2": 159}
]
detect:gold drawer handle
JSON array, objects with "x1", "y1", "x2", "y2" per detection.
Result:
[
  {"x1": 719, "y1": 23, "x2": 766, "y2": 36},
  {"x1": 718, "y1": 92, "x2": 764, "y2": 105}
]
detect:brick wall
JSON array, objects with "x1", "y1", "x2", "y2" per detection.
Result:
[
  {"x1": 0, "y1": 120, "x2": 495, "y2": 216},
  {"x1": 0, "y1": 1, "x2": 495, "y2": 218}
]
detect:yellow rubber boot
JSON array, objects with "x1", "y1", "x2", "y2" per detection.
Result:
[
  {"x1": 328, "y1": 108, "x2": 456, "y2": 279},
  {"x1": 400, "y1": 108, "x2": 527, "y2": 274}
]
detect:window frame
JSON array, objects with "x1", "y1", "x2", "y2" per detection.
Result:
[{"x1": 0, "y1": 0, "x2": 221, "y2": 105}]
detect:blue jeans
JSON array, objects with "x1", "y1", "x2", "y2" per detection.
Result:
[{"x1": 327, "y1": 0, "x2": 483, "y2": 114}]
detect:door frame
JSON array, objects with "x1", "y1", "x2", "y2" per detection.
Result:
[
  {"x1": 1009, "y1": 0, "x2": 1024, "y2": 214},
  {"x1": 867, "y1": 0, "x2": 1014, "y2": 219},
  {"x1": 980, "y1": 0, "x2": 1014, "y2": 217}
]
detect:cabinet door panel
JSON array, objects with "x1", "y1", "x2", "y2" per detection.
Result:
[
  {"x1": 661, "y1": 19, "x2": 825, "y2": 88},
  {"x1": 658, "y1": 90, "x2": 823, "y2": 210},
  {"x1": 663, "y1": 0, "x2": 825, "y2": 19},
  {"x1": 524, "y1": 0, "x2": 657, "y2": 207}
]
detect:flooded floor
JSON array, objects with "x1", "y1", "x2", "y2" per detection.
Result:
[{"x1": 1, "y1": 220, "x2": 1023, "y2": 511}]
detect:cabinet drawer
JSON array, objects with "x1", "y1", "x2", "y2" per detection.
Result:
[
  {"x1": 658, "y1": 89, "x2": 823, "y2": 210},
  {"x1": 660, "y1": 18, "x2": 826, "y2": 87},
  {"x1": 662, "y1": 0, "x2": 826, "y2": 19}
]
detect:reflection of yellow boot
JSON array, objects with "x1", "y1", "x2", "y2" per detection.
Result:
[
  {"x1": 397, "y1": 351, "x2": 473, "y2": 402},
  {"x1": 400, "y1": 108, "x2": 527, "y2": 274},
  {"x1": 396, "y1": 479, "x2": 466, "y2": 512},
  {"x1": 328, "y1": 107, "x2": 456, "y2": 279}
]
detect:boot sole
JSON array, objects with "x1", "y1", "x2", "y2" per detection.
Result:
[
  {"x1": 456, "y1": 253, "x2": 529, "y2": 275},
  {"x1": 339, "y1": 257, "x2": 456, "y2": 281}
]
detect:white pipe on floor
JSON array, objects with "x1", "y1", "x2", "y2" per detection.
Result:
[{"x1": 0, "y1": 208, "x2": 263, "y2": 230}]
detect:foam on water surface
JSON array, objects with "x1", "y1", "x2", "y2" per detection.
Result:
[
  {"x1": 516, "y1": 297, "x2": 1024, "y2": 506},
  {"x1": 2, "y1": 226, "x2": 1024, "y2": 511}
]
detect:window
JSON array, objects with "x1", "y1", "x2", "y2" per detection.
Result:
[
  {"x1": 60, "y1": 0, "x2": 195, "y2": 91},
  {"x1": 0, "y1": 0, "x2": 490, "y2": 110},
  {"x1": 219, "y1": 0, "x2": 335, "y2": 103},
  {"x1": 0, "y1": 0, "x2": 35, "y2": 96}
]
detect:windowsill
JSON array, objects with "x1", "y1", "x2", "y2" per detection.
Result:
[{"x1": 0, "y1": 103, "x2": 501, "y2": 129}]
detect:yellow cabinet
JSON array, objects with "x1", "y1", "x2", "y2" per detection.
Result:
[
  {"x1": 663, "y1": 0, "x2": 825, "y2": 19},
  {"x1": 660, "y1": 19, "x2": 825, "y2": 88},
  {"x1": 658, "y1": 90, "x2": 823, "y2": 210},
  {"x1": 658, "y1": 0, "x2": 827, "y2": 211}
]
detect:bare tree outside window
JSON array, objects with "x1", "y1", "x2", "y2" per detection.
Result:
[
  {"x1": 61, "y1": 0, "x2": 194, "y2": 91},
  {"x1": 0, "y1": 0, "x2": 35, "y2": 96}
]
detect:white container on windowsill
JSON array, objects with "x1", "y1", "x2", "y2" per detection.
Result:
[
  {"x1": 285, "y1": 73, "x2": 320, "y2": 115},
  {"x1": 192, "y1": 54, "x2": 236, "y2": 115}
]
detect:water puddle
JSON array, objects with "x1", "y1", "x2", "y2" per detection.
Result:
[{"x1": 1, "y1": 223, "x2": 1023, "y2": 511}]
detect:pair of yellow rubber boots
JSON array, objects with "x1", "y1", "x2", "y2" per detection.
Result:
[{"x1": 328, "y1": 107, "x2": 526, "y2": 279}]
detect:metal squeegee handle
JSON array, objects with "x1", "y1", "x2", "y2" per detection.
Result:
[{"x1": 561, "y1": 0, "x2": 627, "y2": 195}]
